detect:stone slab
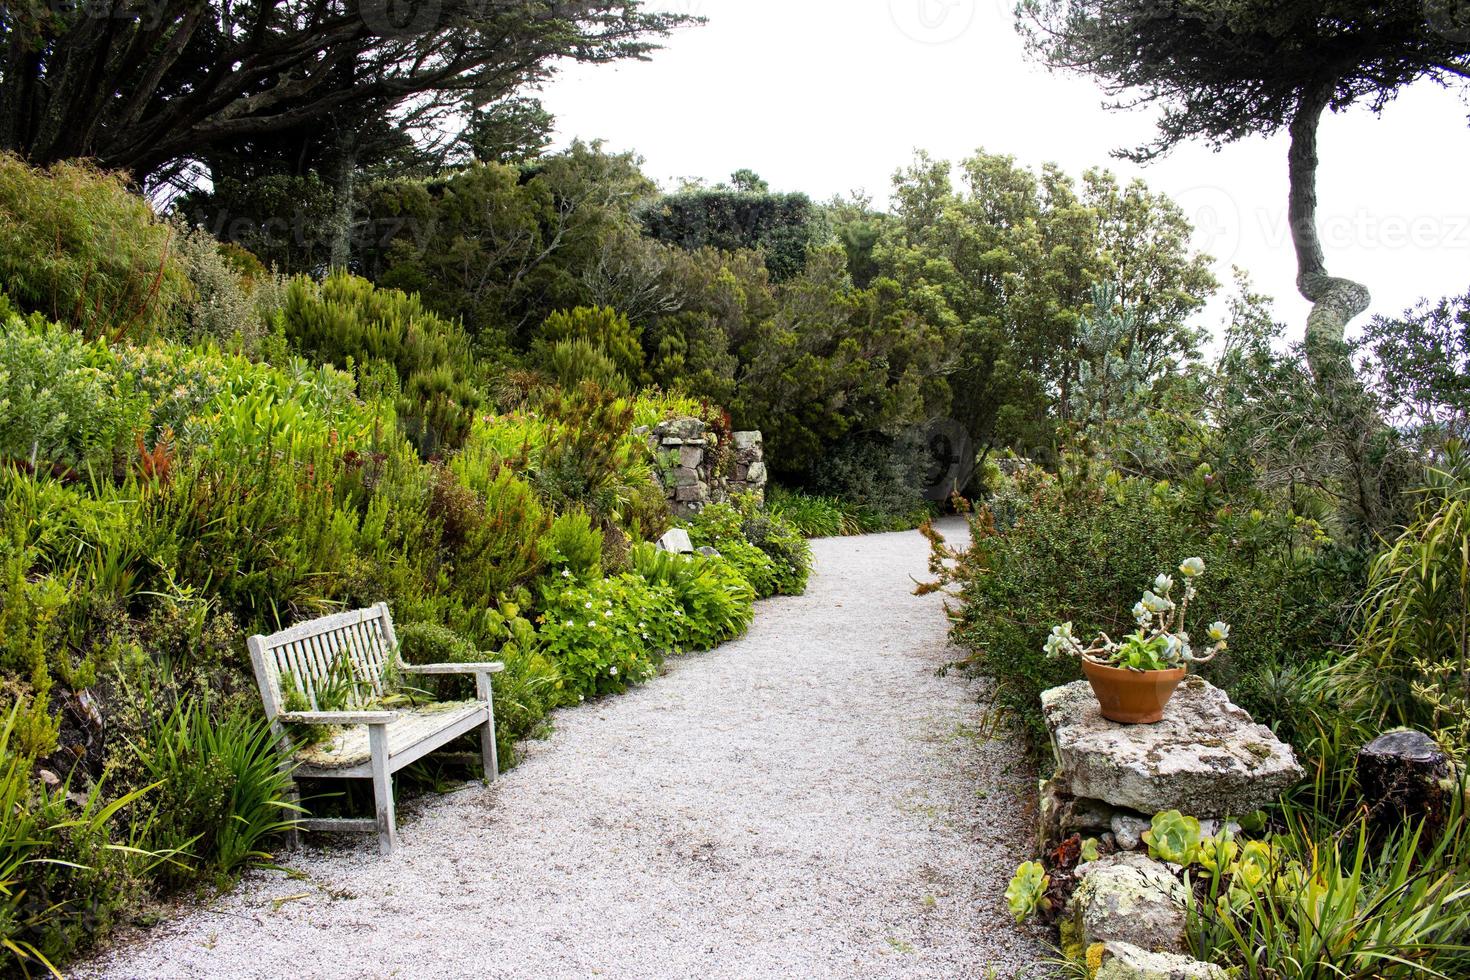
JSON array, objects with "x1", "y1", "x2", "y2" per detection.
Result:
[{"x1": 1042, "y1": 676, "x2": 1302, "y2": 817}]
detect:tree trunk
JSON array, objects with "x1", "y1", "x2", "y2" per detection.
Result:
[
  {"x1": 1286, "y1": 87, "x2": 1386, "y2": 538},
  {"x1": 328, "y1": 129, "x2": 358, "y2": 272},
  {"x1": 1287, "y1": 87, "x2": 1371, "y2": 376}
]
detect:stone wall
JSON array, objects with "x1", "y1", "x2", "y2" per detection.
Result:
[{"x1": 642, "y1": 418, "x2": 767, "y2": 519}]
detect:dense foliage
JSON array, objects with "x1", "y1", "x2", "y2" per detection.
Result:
[
  {"x1": 936, "y1": 275, "x2": 1470, "y2": 972},
  {"x1": 641, "y1": 177, "x2": 828, "y2": 281},
  {"x1": 0, "y1": 156, "x2": 825, "y2": 973}
]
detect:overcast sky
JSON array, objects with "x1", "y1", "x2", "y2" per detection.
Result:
[{"x1": 540, "y1": 0, "x2": 1470, "y2": 344}]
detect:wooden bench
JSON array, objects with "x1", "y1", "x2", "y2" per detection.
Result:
[{"x1": 248, "y1": 603, "x2": 502, "y2": 855}]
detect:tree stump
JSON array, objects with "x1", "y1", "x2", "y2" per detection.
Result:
[{"x1": 1357, "y1": 730, "x2": 1452, "y2": 834}]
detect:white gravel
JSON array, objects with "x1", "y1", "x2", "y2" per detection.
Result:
[{"x1": 85, "y1": 519, "x2": 1048, "y2": 979}]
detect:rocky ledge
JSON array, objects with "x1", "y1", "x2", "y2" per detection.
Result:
[{"x1": 1041, "y1": 675, "x2": 1303, "y2": 818}]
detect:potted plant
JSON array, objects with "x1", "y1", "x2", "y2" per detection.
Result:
[{"x1": 1043, "y1": 557, "x2": 1230, "y2": 723}]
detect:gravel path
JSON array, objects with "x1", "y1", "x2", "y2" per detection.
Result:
[{"x1": 86, "y1": 519, "x2": 1047, "y2": 979}]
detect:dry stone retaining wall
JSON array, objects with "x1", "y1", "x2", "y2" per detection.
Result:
[{"x1": 643, "y1": 417, "x2": 768, "y2": 519}]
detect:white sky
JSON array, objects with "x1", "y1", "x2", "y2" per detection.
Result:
[{"x1": 541, "y1": 0, "x2": 1470, "y2": 344}]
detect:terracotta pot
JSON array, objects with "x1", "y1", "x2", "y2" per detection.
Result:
[{"x1": 1081, "y1": 658, "x2": 1186, "y2": 724}]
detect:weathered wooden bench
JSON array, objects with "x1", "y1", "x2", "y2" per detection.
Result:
[{"x1": 248, "y1": 602, "x2": 502, "y2": 855}]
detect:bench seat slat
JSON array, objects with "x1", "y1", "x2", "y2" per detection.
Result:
[{"x1": 292, "y1": 701, "x2": 489, "y2": 776}]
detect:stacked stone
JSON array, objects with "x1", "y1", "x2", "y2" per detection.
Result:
[
  {"x1": 1038, "y1": 676, "x2": 1302, "y2": 976},
  {"x1": 643, "y1": 418, "x2": 767, "y2": 520},
  {"x1": 729, "y1": 430, "x2": 767, "y2": 497}
]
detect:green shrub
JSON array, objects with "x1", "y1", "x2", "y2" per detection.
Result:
[
  {"x1": 630, "y1": 543, "x2": 755, "y2": 649},
  {"x1": 446, "y1": 457, "x2": 550, "y2": 602},
  {"x1": 808, "y1": 431, "x2": 929, "y2": 521},
  {"x1": 533, "y1": 381, "x2": 655, "y2": 536},
  {"x1": 397, "y1": 621, "x2": 483, "y2": 665},
  {"x1": 684, "y1": 496, "x2": 812, "y2": 597},
  {"x1": 767, "y1": 487, "x2": 854, "y2": 537},
  {"x1": 0, "y1": 154, "x2": 188, "y2": 339},
  {"x1": 0, "y1": 315, "x2": 149, "y2": 474},
  {"x1": 0, "y1": 704, "x2": 157, "y2": 973},
  {"x1": 1186, "y1": 805, "x2": 1470, "y2": 978},
  {"x1": 173, "y1": 225, "x2": 281, "y2": 351},
  {"x1": 539, "y1": 510, "x2": 604, "y2": 580},
  {"x1": 545, "y1": 337, "x2": 631, "y2": 394},
  {"x1": 537, "y1": 572, "x2": 678, "y2": 699},
  {"x1": 733, "y1": 501, "x2": 811, "y2": 595},
  {"x1": 130, "y1": 696, "x2": 298, "y2": 888},
  {"x1": 939, "y1": 463, "x2": 1362, "y2": 754},
  {"x1": 537, "y1": 306, "x2": 644, "y2": 380},
  {"x1": 282, "y1": 272, "x2": 482, "y2": 455},
  {"x1": 1344, "y1": 447, "x2": 1470, "y2": 757}
]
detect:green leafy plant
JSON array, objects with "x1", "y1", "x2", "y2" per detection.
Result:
[
  {"x1": 131, "y1": 698, "x2": 300, "y2": 886},
  {"x1": 683, "y1": 496, "x2": 812, "y2": 598},
  {"x1": 1006, "y1": 860, "x2": 1052, "y2": 922},
  {"x1": 1142, "y1": 810, "x2": 1203, "y2": 865},
  {"x1": 1186, "y1": 809, "x2": 1470, "y2": 978},
  {"x1": 1348, "y1": 445, "x2": 1470, "y2": 757},
  {"x1": 537, "y1": 572, "x2": 677, "y2": 699},
  {"x1": 629, "y1": 543, "x2": 755, "y2": 649}
]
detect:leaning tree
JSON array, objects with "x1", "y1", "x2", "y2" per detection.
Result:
[
  {"x1": 1017, "y1": 0, "x2": 1470, "y2": 378},
  {"x1": 0, "y1": 1, "x2": 689, "y2": 190},
  {"x1": 1017, "y1": 0, "x2": 1470, "y2": 535}
]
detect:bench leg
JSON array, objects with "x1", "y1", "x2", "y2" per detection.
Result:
[
  {"x1": 284, "y1": 779, "x2": 303, "y2": 851},
  {"x1": 476, "y1": 671, "x2": 499, "y2": 782},
  {"x1": 369, "y1": 722, "x2": 396, "y2": 856}
]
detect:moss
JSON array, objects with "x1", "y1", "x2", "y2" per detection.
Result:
[{"x1": 1060, "y1": 916, "x2": 1086, "y2": 962}]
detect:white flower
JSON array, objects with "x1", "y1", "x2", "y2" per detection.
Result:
[
  {"x1": 637, "y1": 622, "x2": 645, "y2": 629},
  {"x1": 1141, "y1": 590, "x2": 1174, "y2": 615},
  {"x1": 1179, "y1": 557, "x2": 1206, "y2": 578},
  {"x1": 673, "y1": 608, "x2": 683, "y2": 617},
  {"x1": 603, "y1": 609, "x2": 613, "y2": 618},
  {"x1": 609, "y1": 666, "x2": 618, "y2": 676},
  {"x1": 1154, "y1": 573, "x2": 1175, "y2": 595},
  {"x1": 584, "y1": 601, "x2": 593, "y2": 610},
  {"x1": 1132, "y1": 602, "x2": 1150, "y2": 626},
  {"x1": 586, "y1": 621, "x2": 595, "y2": 628},
  {"x1": 564, "y1": 620, "x2": 574, "y2": 627},
  {"x1": 1207, "y1": 621, "x2": 1231, "y2": 643},
  {"x1": 1043, "y1": 622, "x2": 1076, "y2": 657},
  {"x1": 561, "y1": 568, "x2": 573, "y2": 579}
]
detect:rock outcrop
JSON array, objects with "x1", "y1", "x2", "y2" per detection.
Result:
[
  {"x1": 1095, "y1": 942, "x2": 1227, "y2": 980},
  {"x1": 1069, "y1": 852, "x2": 1189, "y2": 953}
]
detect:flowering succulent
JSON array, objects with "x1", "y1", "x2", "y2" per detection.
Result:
[{"x1": 1042, "y1": 557, "x2": 1229, "y2": 671}]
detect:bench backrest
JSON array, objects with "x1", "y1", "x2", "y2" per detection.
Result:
[{"x1": 248, "y1": 603, "x2": 400, "y2": 722}]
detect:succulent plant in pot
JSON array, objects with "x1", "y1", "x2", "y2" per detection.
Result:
[{"x1": 1043, "y1": 557, "x2": 1229, "y2": 723}]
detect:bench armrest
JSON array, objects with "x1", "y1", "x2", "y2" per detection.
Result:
[
  {"x1": 277, "y1": 710, "x2": 397, "y2": 726},
  {"x1": 400, "y1": 662, "x2": 505, "y2": 676}
]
